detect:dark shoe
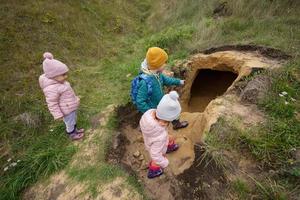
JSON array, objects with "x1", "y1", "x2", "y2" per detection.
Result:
[
  {"x1": 69, "y1": 132, "x2": 84, "y2": 140},
  {"x1": 172, "y1": 120, "x2": 189, "y2": 130},
  {"x1": 148, "y1": 167, "x2": 163, "y2": 179},
  {"x1": 166, "y1": 143, "x2": 179, "y2": 154},
  {"x1": 147, "y1": 162, "x2": 163, "y2": 179},
  {"x1": 67, "y1": 128, "x2": 84, "y2": 141}
]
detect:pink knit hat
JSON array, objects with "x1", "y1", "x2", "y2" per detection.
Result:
[{"x1": 42, "y1": 52, "x2": 69, "y2": 78}]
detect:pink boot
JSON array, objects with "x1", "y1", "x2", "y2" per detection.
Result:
[{"x1": 68, "y1": 129, "x2": 84, "y2": 140}]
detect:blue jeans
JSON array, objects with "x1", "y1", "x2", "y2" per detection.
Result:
[{"x1": 63, "y1": 111, "x2": 77, "y2": 133}]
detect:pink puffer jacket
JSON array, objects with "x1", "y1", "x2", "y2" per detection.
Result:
[
  {"x1": 140, "y1": 109, "x2": 169, "y2": 168},
  {"x1": 39, "y1": 74, "x2": 80, "y2": 120}
]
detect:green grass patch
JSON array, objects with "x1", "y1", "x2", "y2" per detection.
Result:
[
  {"x1": 68, "y1": 163, "x2": 148, "y2": 198},
  {"x1": 145, "y1": 25, "x2": 195, "y2": 51},
  {"x1": 0, "y1": 0, "x2": 148, "y2": 197},
  {"x1": 126, "y1": 174, "x2": 147, "y2": 199},
  {"x1": 250, "y1": 177, "x2": 289, "y2": 200},
  {"x1": 243, "y1": 63, "x2": 300, "y2": 167},
  {"x1": 0, "y1": 128, "x2": 77, "y2": 200},
  {"x1": 231, "y1": 179, "x2": 251, "y2": 199},
  {"x1": 68, "y1": 164, "x2": 124, "y2": 184}
]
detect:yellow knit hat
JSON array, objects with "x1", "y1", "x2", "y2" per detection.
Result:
[{"x1": 146, "y1": 47, "x2": 168, "y2": 70}]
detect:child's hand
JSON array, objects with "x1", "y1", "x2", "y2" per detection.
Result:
[{"x1": 180, "y1": 80, "x2": 185, "y2": 85}]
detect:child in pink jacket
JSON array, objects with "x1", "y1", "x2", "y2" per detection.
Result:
[
  {"x1": 39, "y1": 52, "x2": 84, "y2": 140},
  {"x1": 140, "y1": 91, "x2": 181, "y2": 178}
]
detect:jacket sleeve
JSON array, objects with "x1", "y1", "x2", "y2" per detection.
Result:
[
  {"x1": 150, "y1": 139, "x2": 169, "y2": 168},
  {"x1": 45, "y1": 90, "x2": 64, "y2": 120},
  {"x1": 136, "y1": 80, "x2": 151, "y2": 113},
  {"x1": 161, "y1": 74, "x2": 181, "y2": 86}
]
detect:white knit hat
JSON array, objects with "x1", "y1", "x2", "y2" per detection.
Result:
[{"x1": 156, "y1": 91, "x2": 181, "y2": 121}]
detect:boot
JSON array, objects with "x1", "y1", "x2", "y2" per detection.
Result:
[
  {"x1": 147, "y1": 161, "x2": 163, "y2": 179},
  {"x1": 172, "y1": 119, "x2": 189, "y2": 130},
  {"x1": 67, "y1": 128, "x2": 84, "y2": 140}
]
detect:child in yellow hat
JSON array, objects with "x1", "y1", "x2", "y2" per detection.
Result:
[{"x1": 131, "y1": 47, "x2": 188, "y2": 130}]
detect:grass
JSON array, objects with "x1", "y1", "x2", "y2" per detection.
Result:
[
  {"x1": 144, "y1": 25, "x2": 195, "y2": 52},
  {"x1": 1, "y1": 0, "x2": 300, "y2": 199},
  {"x1": 248, "y1": 176, "x2": 289, "y2": 200},
  {"x1": 231, "y1": 179, "x2": 251, "y2": 199},
  {"x1": 68, "y1": 163, "x2": 147, "y2": 198},
  {"x1": 242, "y1": 63, "x2": 300, "y2": 168},
  {"x1": 68, "y1": 164, "x2": 125, "y2": 198},
  {"x1": 0, "y1": 0, "x2": 150, "y2": 198},
  {"x1": 68, "y1": 164, "x2": 124, "y2": 185},
  {"x1": 0, "y1": 127, "x2": 77, "y2": 200},
  {"x1": 149, "y1": 0, "x2": 300, "y2": 54}
]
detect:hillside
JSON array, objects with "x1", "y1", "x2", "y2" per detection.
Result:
[{"x1": 1, "y1": 0, "x2": 299, "y2": 199}]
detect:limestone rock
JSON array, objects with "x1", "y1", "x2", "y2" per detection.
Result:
[
  {"x1": 240, "y1": 75, "x2": 271, "y2": 104},
  {"x1": 133, "y1": 151, "x2": 141, "y2": 158}
]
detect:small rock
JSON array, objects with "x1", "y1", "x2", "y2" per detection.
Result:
[
  {"x1": 15, "y1": 92, "x2": 25, "y2": 97},
  {"x1": 138, "y1": 154, "x2": 144, "y2": 161},
  {"x1": 7, "y1": 158, "x2": 11, "y2": 162},
  {"x1": 112, "y1": 132, "x2": 121, "y2": 150},
  {"x1": 132, "y1": 159, "x2": 140, "y2": 167},
  {"x1": 212, "y1": 181, "x2": 220, "y2": 186},
  {"x1": 296, "y1": 112, "x2": 300, "y2": 121},
  {"x1": 10, "y1": 162, "x2": 17, "y2": 167},
  {"x1": 133, "y1": 151, "x2": 141, "y2": 158},
  {"x1": 203, "y1": 182, "x2": 211, "y2": 188},
  {"x1": 269, "y1": 169, "x2": 276, "y2": 175},
  {"x1": 136, "y1": 135, "x2": 144, "y2": 143},
  {"x1": 281, "y1": 91, "x2": 288, "y2": 96},
  {"x1": 126, "y1": 73, "x2": 131, "y2": 78},
  {"x1": 213, "y1": 1, "x2": 231, "y2": 17},
  {"x1": 3, "y1": 167, "x2": 8, "y2": 171},
  {"x1": 195, "y1": 177, "x2": 201, "y2": 184},
  {"x1": 288, "y1": 159, "x2": 295, "y2": 164},
  {"x1": 139, "y1": 160, "x2": 148, "y2": 170},
  {"x1": 240, "y1": 75, "x2": 270, "y2": 104},
  {"x1": 292, "y1": 149, "x2": 300, "y2": 162}
]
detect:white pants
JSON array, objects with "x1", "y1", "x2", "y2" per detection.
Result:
[{"x1": 63, "y1": 111, "x2": 77, "y2": 133}]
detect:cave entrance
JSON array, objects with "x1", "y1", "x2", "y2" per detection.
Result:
[{"x1": 188, "y1": 69, "x2": 238, "y2": 112}]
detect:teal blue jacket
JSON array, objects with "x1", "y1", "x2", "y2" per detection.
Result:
[{"x1": 136, "y1": 73, "x2": 181, "y2": 113}]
